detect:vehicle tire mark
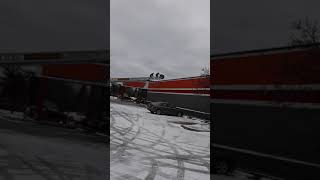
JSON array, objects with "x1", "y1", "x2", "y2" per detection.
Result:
[
  {"x1": 144, "y1": 159, "x2": 158, "y2": 180},
  {"x1": 17, "y1": 156, "x2": 55, "y2": 180},
  {"x1": 36, "y1": 156, "x2": 68, "y2": 180},
  {"x1": 110, "y1": 111, "x2": 135, "y2": 138},
  {"x1": 111, "y1": 125, "x2": 141, "y2": 163},
  {"x1": 147, "y1": 124, "x2": 166, "y2": 148},
  {"x1": 141, "y1": 128, "x2": 185, "y2": 180},
  {"x1": 110, "y1": 104, "x2": 211, "y2": 180},
  {"x1": 182, "y1": 149, "x2": 210, "y2": 171}
]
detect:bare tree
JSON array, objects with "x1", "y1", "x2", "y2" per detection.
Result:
[
  {"x1": 0, "y1": 65, "x2": 29, "y2": 113},
  {"x1": 200, "y1": 66, "x2": 210, "y2": 76},
  {"x1": 289, "y1": 17, "x2": 320, "y2": 46}
]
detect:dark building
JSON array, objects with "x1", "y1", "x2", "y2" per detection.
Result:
[{"x1": 211, "y1": 44, "x2": 320, "y2": 179}]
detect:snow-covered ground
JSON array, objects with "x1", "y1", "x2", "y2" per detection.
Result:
[
  {"x1": 110, "y1": 102, "x2": 210, "y2": 180},
  {"x1": 110, "y1": 101, "x2": 263, "y2": 180},
  {"x1": 0, "y1": 109, "x2": 107, "y2": 180}
]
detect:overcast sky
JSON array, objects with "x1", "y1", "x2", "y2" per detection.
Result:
[
  {"x1": 0, "y1": 0, "x2": 108, "y2": 53},
  {"x1": 110, "y1": 0, "x2": 210, "y2": 79},
  {"x1": 212, "y1": 0, "x2": 320, "y2": 54}
]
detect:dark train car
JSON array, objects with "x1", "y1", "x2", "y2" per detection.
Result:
[
  {"x1": 210, "y1": 44, "x2": 320, "y2": 179},
  {"x1": 124, "y1": 76, "x2": 210, "y2": 119},
  {"x1": 30, "y1": 51, "x2": 109, "y2": 132}
]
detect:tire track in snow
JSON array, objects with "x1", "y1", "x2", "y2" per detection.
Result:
[
  {"x1": 111, "y1": 126, "x2": 141, "y2": 163},
  {"x1": 111, "y1": 111, "x2": 135, "y2": 136},
  {"x1": 144, "y1": 159, "x2": 159, "y2": 180},
  {"x1": 110, "y1": 110, "x2": 137, "y2": 151},
  {"x1": 141, "y1": 127, "x2": 185, "y2": 180},
  {"x1": 111, "y1": 107, "x2": 183, "y2": 180},
  {"x1": 164, "y1": 115, "x2": 210, "y2": 172},
  {"x1": 110, "y1": 110, "x2": 142, "y2": 163},
  {"x1": 121, "y1": 110, "x2": 186, "y2": 180},
  {"x1": 147, "y1": 123, "x2": 166, "y2": 148},
  {"x1": 111, "y1": 103, "x2": 210, "y2": 180},
  {"x1": 180, "y1": 149, "x2": 210, "y2": 171}
]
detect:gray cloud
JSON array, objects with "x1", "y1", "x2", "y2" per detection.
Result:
[
  {"x1": 111, "y1": 0, "x2": 209, "y2": 79},
  {"x1": 212, "y1": 0, "x2": 320, "y2": 54},
  {"x1": 0, "y1": 0, "x2": 108, "y2": 53}
]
